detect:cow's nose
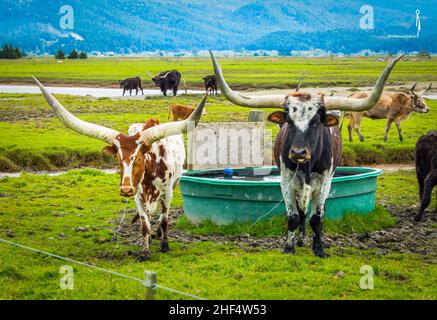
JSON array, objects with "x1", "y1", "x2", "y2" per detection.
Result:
[
  {"x1": 120, "y1": 186, "x2": 135, "y2": 197},
  {"x1": 424, "y1": 107, "x2": 430, "y2": 113},
  {"x1": 289, "y1": 147, "x2": 311, "y2": 162}
]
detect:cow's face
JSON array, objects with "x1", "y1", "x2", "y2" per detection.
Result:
[
  {"x1": 103, "y1": 135, "x2": 148, "y2": 197},
  {"x1": 268, "y1": 93, "x2": 338, "y2": 164},
  {"x1": 119, "y1": 80, "x2": 125, "y2": 88},
  {"x1": 411, "y1": 92, "x2": 430, "y2": 113},
  {"x1": 152, "y1": 76, "x2": 162, "y2": 87}
]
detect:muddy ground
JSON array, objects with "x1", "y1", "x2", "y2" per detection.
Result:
[{"x1": 113, "y1": 204, "x2": 437, "y2": 259}]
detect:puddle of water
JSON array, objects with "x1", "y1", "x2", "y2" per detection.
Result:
[
  {"x1": 424, "y1": 94, "x2": 437, "y2": 100},
  {"x1": 0, "y1": 85, "x2": 205, "y2": 98}
]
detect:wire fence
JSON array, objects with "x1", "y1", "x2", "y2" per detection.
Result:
[{"x1": 0, "y1": 238, "x2": 206, "y2": 300}]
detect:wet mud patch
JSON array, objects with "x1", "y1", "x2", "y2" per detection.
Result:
[{"x1": 113, "y1": 204, "x2": 437, "y2": 257}]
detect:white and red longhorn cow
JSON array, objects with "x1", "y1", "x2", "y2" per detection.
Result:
[
  {"x1": 33, "y1": 77, "x2": 208, "y2": 261},
  {"x1": 210, "y1": 51, "x2": 403, "y2": 257}
]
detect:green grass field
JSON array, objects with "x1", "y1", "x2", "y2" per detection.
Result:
[
  {"x1": 0, "y1": 169, "x2": 435, "y2": 300},
  {"x1": 0, "y1": 56, "x2": 436, "y2": 300},
  {"x1": 1, "y1": 56, "x2": 437, "y2": 88},
  {"x1": 0, "y1": 93, "x2": 435, "y2": 172}
]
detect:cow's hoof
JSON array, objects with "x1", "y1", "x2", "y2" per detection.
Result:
[
  {"x1": 160, "y1": 241, "x2": 170, "y2": 253},
  {"x1": 312, "y1": 237, "x2": 325, "y2": 258},
  {"x1": 414, "y1": 214, "x2": 423, "y2": 222},
  {"x1": 297, "y1": 238, "x2": 306, "y2": 247},
  {"x1": 283, "y1": 244, "x2": 295, "y2": 255},
  {"x1": 313, "y1": 249, "x2": 326, "y2": 258},
  {"x1": 136, "y1": 251, "x2": 150, "y2": 262}
]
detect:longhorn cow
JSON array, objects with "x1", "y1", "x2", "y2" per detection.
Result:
[
  {"x1": 347, "y1": 83, "x2": 432, "y2": 142},
  {"x1": 149, "y1": 70, "x2": 182, "y2": 97},
  {"x1": 210, "y1": 51, "x2": 403, "y2": 257},
  {"x1": 33, "y1": 76, "x2": 207, "y2": 261}
]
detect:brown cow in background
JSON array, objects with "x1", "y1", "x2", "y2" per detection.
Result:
[
  {"x1": 347, "y1": 83, "x2": 432, "y2": 142},
  {"x1": 168, "y1": 104, "x2": 207, "y2": 121}
]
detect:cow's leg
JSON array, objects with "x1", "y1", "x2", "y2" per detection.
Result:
[
  {"x1": 415, "y1": 170, "x2": 437, "y2": 222},
  {"x1": 140, "y1": 85, "x2": 144, "y2": 95},
  {"x1": 163, "y1": 89, "x2": 167, "y2": 97},
  {"x1": 416, "y1": 169, "x2": 425, "y2": 200},
  {"x1": 347, "y1": 113, "x2": 354, "y2": 142},
  {"x1": 353, "y1": 114, "x2": 365, "y2": 142},
  {"x1": 129, "y1": 88, "x2": 132, "y2": 96},
  {"x1": 122, "y1": 88, "x2": 126, "y2": 96},
  {"x1": 173, "y1": 86, "x2": 178, "y2": 96},
  {"x1": 135, "y1": 88, "x2": 139, "y2": 96},
  {"x1": 383, "y1": 117, "x2": 394, "y2": 142},
  {"x1": 281, "y1": 168, "x2": 299, "y2": 254},
  {"x1": 296, "y1": 208, "x2": 307, "y2": 247},
  {"x1": 394, "y1": 119, "x2": 403, "y2": 141},
  {"x1": 135, "y1": 191, "x2": 152, "y2": 261},
  {"x1": 310, "y1": 171, "x2": 333, "y2": 258},
  {"x1": 159, "y1": 195, "x2": 172, "y2": 253}
]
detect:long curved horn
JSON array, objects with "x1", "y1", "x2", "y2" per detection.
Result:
[
  {"x1": 146, "y1": 71, "x2": 155, "y2": 78},
  {"x1": 324, "y1": 54, "x2": 404, "y2": 111},
  {"x1": 32, "y1": 76, "x2": 120, "y2": 144},
  {"x1": 159, "y1": 71, "x2": 171, "y2": 79},
  {"x1": 140, "y1": 91, "x2": 208, "y2": 145},
  {"x1": 410, "y1": 82, "x2": 418, "y2": 92},
  {"x1": 210, "y1": 51, "x2": 285, "y2": 108},
  {"x1": 296, "y1": 73, "x2": 305, "y2": 92},
  {"x1": 418, "y1": 82, "x2": 432, "y2": 96}
]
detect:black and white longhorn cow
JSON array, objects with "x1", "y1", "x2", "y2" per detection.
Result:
[{"x1": 210, "y1": 51, "x2": 403, "y2": 257}]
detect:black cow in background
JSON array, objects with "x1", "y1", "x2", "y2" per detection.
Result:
[
  {"x1": 202, "y1": 75, "x2": 218, "y2": 95},
  {"x1": 119, "y1": 77, "x2": 144, "y2": 96},
  {"x1": 150, "y1": 70, "x2": 181, "y2": 96},
  {"x1": 415, "y1": 130, "x2": 437, "y2": 222}
]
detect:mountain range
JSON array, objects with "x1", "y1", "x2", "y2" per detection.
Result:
[{"x1": 0, "y1": 0, "x2": 436, "y2": 55}]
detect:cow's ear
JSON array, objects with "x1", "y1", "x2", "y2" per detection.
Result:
[
  {"x1": 323, "y1": 114, "x2": 339, "y2": 127},
  {"x1": 268, "y1": 111, "x2": 287, "y2": 125},
  {"x1": 102, "y1": 145, "x2": 118, "y2": 155}
]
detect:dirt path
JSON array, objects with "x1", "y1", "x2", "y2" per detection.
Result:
[{"x1": 114, "y1": 204, "x2": 437, "y2": 258}]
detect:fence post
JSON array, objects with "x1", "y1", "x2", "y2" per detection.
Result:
[
  {"x1": 183, "y1": 79, "x2": 188, "y2": 94},
  {"x1": 144, "y1": 271, "x2": 157, "y2": 300},
  {"x1": 248, "y1": 110, "x2": 264, "y2": 123}
]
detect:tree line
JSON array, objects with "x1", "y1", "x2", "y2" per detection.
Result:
[
  {"x1": 0, "y1": 44, "x2": 24, "y2": 59},
  {"x1": 55, "y1": 49, "x2": 88, "y2": 59}
]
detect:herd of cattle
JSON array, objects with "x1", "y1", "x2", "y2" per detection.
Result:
[
  {"x1": 33, "y1": 52, "x2": 435, "y2": 260},
  {"x1": 119, "y1": 71, "x2": 217, "y2": 97}
]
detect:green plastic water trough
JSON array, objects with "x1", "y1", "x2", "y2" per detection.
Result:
[{"x1": 180, "y1": 166, "x2": 382, "y2": 225}]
